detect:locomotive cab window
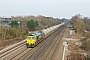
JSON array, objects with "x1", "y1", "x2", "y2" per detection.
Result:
[
  {"x1": 32, "y1": 37, "x2": 35, "y2": 40},
  {"x1": 27, "y1": 37, "x2": 31, "y2": 39}
]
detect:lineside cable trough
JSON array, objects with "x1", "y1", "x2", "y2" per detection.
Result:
[{"x1": 62, "y1": 41, "x2": 68, "y2": 60}]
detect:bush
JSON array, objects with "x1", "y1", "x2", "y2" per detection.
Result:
[
  {"x1": 81, "y1": 39, "x2": 90, "y2": 51},
  {"x1": 0, "y1": 27, "x2": 28, "y2": 40}
]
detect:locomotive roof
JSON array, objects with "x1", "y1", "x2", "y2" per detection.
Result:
[
  {"x1": 28, "y1": 34, "x2": 35, "y2": 36},
  {"x1": 34, "y1": 32, "x2": 42, "y2": 36},
  {"x1": 28, "y1": 31, "x2": 43, "y2": 36}
]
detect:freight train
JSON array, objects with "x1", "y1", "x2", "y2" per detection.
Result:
[{"x1": 26, "y1": 23, "x2": 64, "y2": 48}]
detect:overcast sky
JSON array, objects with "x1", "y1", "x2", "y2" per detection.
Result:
[{"x1": 0, "y1": 0, "x2": 90, "y2": 18}]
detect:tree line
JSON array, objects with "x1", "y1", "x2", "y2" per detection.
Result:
[
  {"x1": 0, "y1": 15, "x2": 62, "y2": 41},
  {"x1": 71, "y1": 14, "x2": 90, "y2": 52}
]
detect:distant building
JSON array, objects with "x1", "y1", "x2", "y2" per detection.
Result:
[
  {"x1": 0, "y1": 16, "x2": 12, "y2": 20},
  {"x1": 68, "y1": 30, "x2": 76, "y2": 35},
  {"x1": 1, "y1": 21, "x2": 11, "y2": 26},
  {"x1": 0, "y1": 16, "x2": 12, "y2": 27}
]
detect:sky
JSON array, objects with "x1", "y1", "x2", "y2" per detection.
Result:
[{"x1": 0, "y1": 0, "x2": 90, "y2": 18}]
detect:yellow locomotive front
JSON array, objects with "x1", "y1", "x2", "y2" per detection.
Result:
[
  {"x1": 26, "y1": 31, "x2": 44, "y2": 48},
  {"x1": 26, "y1": 34, "x2": 36, "y2": 48}
]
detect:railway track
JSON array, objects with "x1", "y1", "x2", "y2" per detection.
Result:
[
  {"x1": 0, "y1": 25, "x2": 65, "y2": 60},
  {"x1": 19, "y1": 25, "x2": 66, "y2": 60},
  {"x1": 11, "y1": 27, "x2": 61, "y2": 60},
  {"x1": 0, "y1": 41, "x2": 26, "y2": 59},
  {"x1": 35, "y1": 27, "x2": 65, "y2": 60}
]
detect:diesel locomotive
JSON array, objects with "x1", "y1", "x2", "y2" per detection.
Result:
[{"x1": 26, "y1": 22, "x2": 64, "y2": 48}]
